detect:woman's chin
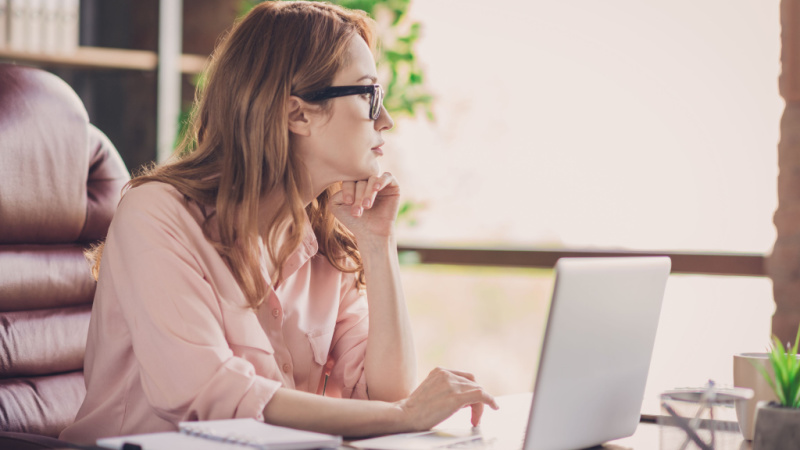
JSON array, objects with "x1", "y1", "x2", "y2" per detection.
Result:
[
  {"x1": 361, "y1": 162, "x2": 382, "y2": 179},
  {"x1": 338, "y1": 162, "x2": 381, "y2": 183}
]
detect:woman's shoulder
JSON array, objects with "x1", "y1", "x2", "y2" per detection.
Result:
[
  {"x1": 115, "y1": 181, "x2": 198, "y2": 227},
  {"x1": 107, "y1": 181, "x2": 216, "y2": 257},
  {"x1": 121, "y1": 180, "x2": 181, "y2": 204}
]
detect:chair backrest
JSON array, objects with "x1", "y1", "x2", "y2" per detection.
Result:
[{"x1": 0, "y1": 64, "x2": 130, "y2": 437}]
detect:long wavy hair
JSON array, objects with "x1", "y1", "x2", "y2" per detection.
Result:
[{"x1": 89, "y1": 1, "x2": 372, "y2": 308}]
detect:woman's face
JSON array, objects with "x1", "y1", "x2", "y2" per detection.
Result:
[{"x1": 294, "y1": 36, "x2": 394, "y2": 195}]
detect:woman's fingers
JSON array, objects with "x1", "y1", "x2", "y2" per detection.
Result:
[
  {"x1": 350, "y1": 172, "x2": 396, "y2": 216},
  {"x1": 470, "y1": 401, "x2": 484, "y2": 427},
  {"x1": 435, "y1": 368, "x2": 498, "y2": 409},
  {"x1": 337, "y1": 172, "x2": 400, "y2": 219},
  {"x1": 341, "y1": 181, "x2": 356, "y2": 205},
  {"x1": 472, "y1": 388, "x2": 499, "y2": 411},
  {"x1": 361, "y1": 176, "x2": 381, "y2": 208},
  {"x1": 453, "y1": 385, "x2": 498, "y2": 427},
  {"x1": 444, "y1": 373, "x2": 498, "y2": 427},
  {"x1": 446, "y1": 369, "x2": 476, "y2": 383},
  {"x1": 377, "y1": 171, "x2": 396, "y2": 189},
  {"x1": 349, "y1": 181, "x2": 366, "y2": 216},
  {"x1": 401, "y1": 368, "x2": 497, "y2": 430},
  {"x1": 460, "y1": 387, "x2": 499, "y2": 416}
]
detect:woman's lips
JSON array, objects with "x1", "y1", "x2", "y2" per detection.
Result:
[{"x1": 371, "y1": 146, "x2": 384, "y2": 156}]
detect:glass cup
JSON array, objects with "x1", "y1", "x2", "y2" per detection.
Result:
[{"x1": 658, "y1": 385, "x2": 751, "y2": 450}]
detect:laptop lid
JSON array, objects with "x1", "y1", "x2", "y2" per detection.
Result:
[{"x1": 524, "y1": 256, "x2": 670, "y2": 450}]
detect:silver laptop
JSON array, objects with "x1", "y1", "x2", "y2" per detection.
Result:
[
  {"x1": 350, "y1": 256, "x2": 671, "y2": 450},
  {"x1": 523, "y1": 256, "x2": 670, "y2": 449}
]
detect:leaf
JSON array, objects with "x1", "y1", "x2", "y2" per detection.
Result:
[
  {"x1": 792, "y1": 374, "x2": 800, "y2": 407},
  {"x1": 762, "y1": 330, "x2": 800, "y2": 407},
  {"x1": 790, "y1": 327, "x2": 800, "y2": 407},
  {"x1": 408, "y1": 22, "x2": 421, "y2": 39},
  {"x1": 754, "y1": 359, "x2": 778, "y2": 398},
  {"x1": 768, "y1": 337, "x2": 788, "y2": 405}
]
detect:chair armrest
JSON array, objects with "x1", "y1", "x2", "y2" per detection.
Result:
[{"x1": 0, "y1": 431, "x2": 84, "y2": 449}]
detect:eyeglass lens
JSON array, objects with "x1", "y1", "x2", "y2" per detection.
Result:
[{"x1": 371, "y1": 87, "x2": 383, "y2": 120}]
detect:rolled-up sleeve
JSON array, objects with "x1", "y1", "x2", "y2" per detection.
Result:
[
  {"x1": 326, "y1": 272, "x2": 369, "y2": 399},
  {"x1": 107, "y1": 187, "x2": 280, "y2": 424}
]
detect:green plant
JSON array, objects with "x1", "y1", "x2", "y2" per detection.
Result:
[{"x1": 756, "y1": 326, "x2": 800, "y2": 408}]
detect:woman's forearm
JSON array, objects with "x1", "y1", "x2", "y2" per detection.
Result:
[
  {"x1": 359, "y1": 234, "x2": 417, "y2": 402},
  {"x1": 263, "y1": 387, "x2": 406, "y2": 436},
  {"x1": 263, "y1": 369, "x2": 500, "y2": 436}
]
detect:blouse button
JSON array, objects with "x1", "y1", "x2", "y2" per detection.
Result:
[
  {"x1": 282, "y1": 363, "x2": 291, "y2": 373},
  {"x1": 271, "y1": 308, "x2": 280, "y2": 318}
]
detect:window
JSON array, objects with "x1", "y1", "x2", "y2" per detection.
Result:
[{"x1": 384, "y1": 0, "x2": 781, "y2": 414}]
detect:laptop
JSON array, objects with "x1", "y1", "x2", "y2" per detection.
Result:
[{"x1": 350, "y1": 256, "x2": 671, "y2": 450}]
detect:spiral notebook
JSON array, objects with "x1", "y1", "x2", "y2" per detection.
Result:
[{"x1": 96, "y1": 418, "x2": 342, "y2": 450}]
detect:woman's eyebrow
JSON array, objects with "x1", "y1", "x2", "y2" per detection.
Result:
[{"x1": 357, "y1": 75, "x2": 378, "y2": 83}]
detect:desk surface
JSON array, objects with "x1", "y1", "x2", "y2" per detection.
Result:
[
  {"x1": 350, "y1": 392, "x2": 751, "y2": 450},
  {"x1": 67, "y1": 393, "x2": 750, "y2": 450}
]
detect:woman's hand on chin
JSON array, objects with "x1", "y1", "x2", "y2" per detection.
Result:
[{"x1": 330, "y1": 172, "x2": 400, "y2": 242}]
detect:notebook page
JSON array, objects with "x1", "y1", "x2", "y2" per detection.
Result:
[
  {"x1": 97, "y1": 419, "x2": 341, "y2": 450},
  {"x1": 97, "y1": 431, "x2": 244, "y2": 450},
  {"x1": 179, "y1": 418, "x2": 342, "y2": 449}
]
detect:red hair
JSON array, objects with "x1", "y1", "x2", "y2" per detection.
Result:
[{"x1": 90, "y1": 2, "x2": 373, "y2": 308}]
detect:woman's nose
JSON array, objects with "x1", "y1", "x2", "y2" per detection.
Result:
[{"x1": 376, "y1": 105, "x2": 394, "y2": 131}]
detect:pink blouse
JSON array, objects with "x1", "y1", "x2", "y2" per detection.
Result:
[{"x1": 60, "y1": 182, "x2": 370, "y2": 444}]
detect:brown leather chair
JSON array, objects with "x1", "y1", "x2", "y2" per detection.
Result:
[{"x1": 0, "y1": 64, "x2": 130, "y2": 448}]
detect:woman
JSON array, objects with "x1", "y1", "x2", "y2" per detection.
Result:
[{"x1": 60, "y1": 1, "x2": 497, "y2": 444}]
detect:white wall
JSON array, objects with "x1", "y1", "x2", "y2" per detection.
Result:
[
  {"x1": 385, "y1": 0, "x2": 781, "y2": 253},
  {"x1": 383, "y1": 0, "x2": 782, "y2": 415}
]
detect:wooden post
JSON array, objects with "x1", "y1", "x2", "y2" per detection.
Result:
[{"x1": 769, "y1": 0, "x2": 800, "y2": 344}]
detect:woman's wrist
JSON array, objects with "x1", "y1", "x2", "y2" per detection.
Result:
[
  {"x1": 387, "y1": 398, "x2": 417, "y2": 433},
  {"x1": 356, "y1": 232, "x2": 397, "y2": 255}
]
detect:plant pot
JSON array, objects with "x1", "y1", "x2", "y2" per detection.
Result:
[{"x1": 752, "y1": 401, "x2": 800, "y2": 449}]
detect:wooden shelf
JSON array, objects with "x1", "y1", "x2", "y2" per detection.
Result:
[{"x1": 0, "y1": 46, "x2": 208, "y2": 74}]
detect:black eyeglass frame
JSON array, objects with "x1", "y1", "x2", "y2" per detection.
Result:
[{"x1": 295, "y1": 84, "x2": 384, "y2": 120}]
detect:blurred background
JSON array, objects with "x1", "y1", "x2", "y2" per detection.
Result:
[
  {"x1": 384, "y1": 0, "x2": 779, "y2": 415},
  {"x1": 0, "y1": 0, "x2": 781, "y2": 415}
]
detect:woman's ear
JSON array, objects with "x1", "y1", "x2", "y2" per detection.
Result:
[{"x1": 287, "y1": 96, "x2": 312, "y2": 136}]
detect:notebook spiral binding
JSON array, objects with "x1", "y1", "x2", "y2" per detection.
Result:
[{"x1": 180, "y1": 422, "x2": 271, "y2": 449}]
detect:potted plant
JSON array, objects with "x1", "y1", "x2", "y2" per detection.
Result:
[{"x1": 752, "y1": 325, "x2": 800, "y2": 449}]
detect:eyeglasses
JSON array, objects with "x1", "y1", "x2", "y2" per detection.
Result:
[{"x1": 296, "y1": 84, "x2": 384, "y2": 120}]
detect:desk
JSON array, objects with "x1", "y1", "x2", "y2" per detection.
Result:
[
  {"x1": 66, "y1": 393, "x2": 751, "y2": 450},
  {"x1": 371, "y1": 393, "x2": 752, "y2": 450}
]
